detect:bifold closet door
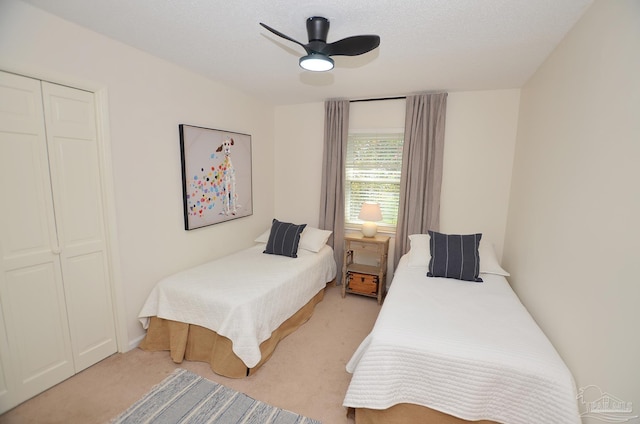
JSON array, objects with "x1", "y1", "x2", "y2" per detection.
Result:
[
  {"x1": 0, "y1": 71, "x2": 75, "y2": 412},
  {"x1": 0, "y1": 71, "x2": 117, "y2": 413}
]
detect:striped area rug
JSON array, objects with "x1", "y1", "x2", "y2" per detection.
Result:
[{"x1": 111, "y1": 369, "x2": 321, "y2": 424}]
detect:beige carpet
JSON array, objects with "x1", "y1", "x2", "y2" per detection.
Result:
[{"x1": 0, "y1": 284, "x2": 380, "y2": 424}]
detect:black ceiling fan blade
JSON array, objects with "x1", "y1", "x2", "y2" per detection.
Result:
[
  {"x1": 260, "y1": 22, "x2": 311, "y2": 54},
  {"x1": 323, "y1": 35, "x2": 380, "y2": 57}
]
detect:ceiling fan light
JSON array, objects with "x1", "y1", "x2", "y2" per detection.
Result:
[{"x1": 299, "y1": 53, "x2": 334, "y2": 72}]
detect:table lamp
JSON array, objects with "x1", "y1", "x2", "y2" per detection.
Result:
[{"x1": 358, "y1": 202, "x2": 383, "y2": 237}]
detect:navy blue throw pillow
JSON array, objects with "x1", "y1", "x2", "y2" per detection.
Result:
[
  {"x1": 264, "y1": 219, "x2": 307, "y2": 258},
  {"x1": 427, "y1": 230, "x2": 483, "y2": 282}
]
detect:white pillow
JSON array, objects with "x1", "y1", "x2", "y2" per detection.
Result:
[
  {"x1": 479, "y1": 241, "x2": 510, "y2": 276},
  {"x1": 299, "y1": 227, "x2": 332, "y2": 252},
  {"x1": 405, "y1": 233, "x2": 510, "y2": 276},
  {"x1": 406, "y1": 234, "x2": 431, "y2": 267},
  {"x1": 255, "y1": 225, "x2": 332, "y2": 253}
]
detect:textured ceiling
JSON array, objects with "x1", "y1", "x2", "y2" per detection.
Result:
[{"x1": 21, "y1": 0, "x2": 593, "y2": 105}]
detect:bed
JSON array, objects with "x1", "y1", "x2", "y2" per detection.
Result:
[
  {"x1": 343, "y1": 232, "x2": 581, "y2": 424},
  {"x1": 138, "y1": 221, "x2": 337, "y2": 378}
]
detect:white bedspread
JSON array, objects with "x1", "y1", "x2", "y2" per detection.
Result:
[
  {"x1": 139, "y1": 244, "x2": 336, "y2": 368},
  {"x1": 344, "y1": 256, "x2": 580, "y2": 424}
]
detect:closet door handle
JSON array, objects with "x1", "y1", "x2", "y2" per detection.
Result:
[{"x1": 52, "y1": 246, "x2": 61, "y2": 255}]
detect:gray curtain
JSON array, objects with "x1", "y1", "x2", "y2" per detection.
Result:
[
  {"x1": 319, "y1": 100, "x2": 350, "y2": 283},
  {"x1": 394, "y1": 92, "x2": 448, "y2": 268}
]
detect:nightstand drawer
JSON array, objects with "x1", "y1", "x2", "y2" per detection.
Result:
[
  {"x1": 348, "y1": 273, "x2": 378, "y2": 295},
  {"x1": 350, "y1": 241, "x2": 382, "y2": 253}
]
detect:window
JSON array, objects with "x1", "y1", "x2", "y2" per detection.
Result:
[{"x1": 345, "y1": 132, "x2": 404, "y2": 229}]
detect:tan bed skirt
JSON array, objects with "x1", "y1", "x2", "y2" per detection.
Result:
[
  {"x1": 139, "y1": 284, "x2": 328, "y2": 378},
  {"x1": 352, "y1": 404, "x2": 498, "y2": 424}
]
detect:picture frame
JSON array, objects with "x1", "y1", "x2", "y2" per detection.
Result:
[{"x1": 179, "y1": 124, "x2": 253, "y2": 230}]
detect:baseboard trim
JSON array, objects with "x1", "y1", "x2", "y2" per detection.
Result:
[{"x1": 127, "y1": 334, "x2": 146, "y2": 352}]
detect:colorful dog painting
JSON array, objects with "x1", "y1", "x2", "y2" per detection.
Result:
[{"x1": 179, "y1": 125, "x2": 252, "y2": 230}]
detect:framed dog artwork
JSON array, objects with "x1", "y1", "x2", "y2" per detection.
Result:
[{"x1": 179, "y1": 124, "x2": 253, "y2": 230}]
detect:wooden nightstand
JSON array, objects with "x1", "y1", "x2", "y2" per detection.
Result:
[{"x1": 341, "y1": 233, "x2": 389, "y2": 304}]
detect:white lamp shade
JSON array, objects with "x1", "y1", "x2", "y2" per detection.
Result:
[
  {"x1": 358, "y1": 202, "x2": 383, "y2": 222},
  {"x1": 358, "y1": 202, "x2": 382, "y2": 237}
]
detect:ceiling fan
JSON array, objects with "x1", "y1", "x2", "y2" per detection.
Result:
[{"x1": 259, "y1": 17, "x2": 380, "y2": 72}]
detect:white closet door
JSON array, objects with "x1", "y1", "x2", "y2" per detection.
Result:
[
  {"x1": 41, "y1": 82, "x2": 117, "y2": 372},
  {"x1": 0, "y1": 72, "x2": 74, "y2": 411}
]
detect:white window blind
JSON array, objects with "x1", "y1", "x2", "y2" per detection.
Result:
[{"x1": 345, "y1": 133, "x2": 404, "y2": 227}]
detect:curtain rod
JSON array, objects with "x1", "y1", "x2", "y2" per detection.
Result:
[{"x1": 349, "y1": 96, "x2": 406, "y2": 103}]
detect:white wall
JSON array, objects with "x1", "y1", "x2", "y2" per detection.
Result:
[
  {"x1": 349, "y1": 98, "x2": 407, "y2": 132},
  {"x1": 274, "y1": 91, "x2": 519, "y2": 263},
  {"x1": 503, "y1": 1, "x2": 640, "y2": 420},
  {"x1": 440, "y1": 90, "x2": 520, "y2": 259},
  {"x1": 273, "y1": 102, "x2": 325, "y2": 227},
  {"x1": 0, "y1": 0, "x2": 276, "y2": 348}
]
